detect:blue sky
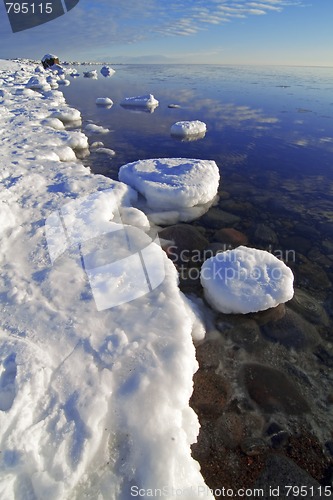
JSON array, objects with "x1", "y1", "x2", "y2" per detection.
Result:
[{"x1": 0, "y1": 0, "x2": 332, "y2": 66}]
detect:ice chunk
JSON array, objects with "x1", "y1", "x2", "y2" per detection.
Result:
[
  {"x1": 63, "y1": 131, "x2": 89, "y2": 150},
  {"x1": 119, "y1": 158, "x2": 220, "y2": 210},
  {"x1": 94, "y1": 147, "x2": 116, "y2": 156},
  {"x1": 200, "y1": 246, "x2": 294, "y2": 314},
  {"x1": 95, "y1": 97, "x2": 113, "y2": 107},
  {"x1": 171, "y1": 120, "x2": 207, "y2": 138},
  {"x1": 25, "y1": 76, "x2": 51, "y2": 91},
  {"x1": 41, "y1": 117, "x2": 65, "y2": 130},
  {"x1": 120, "y1": 93, "x2": 159, "y2": 109},
  {"x1": 85, "y1": 123, "x2": 110, "y2": 134},
  {"x1": 50, "y1": 107, "x2": 81, "y2": 124}
]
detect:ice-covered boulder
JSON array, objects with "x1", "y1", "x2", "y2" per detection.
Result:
[
  {"x1": 200, "y1": 246, "x2": 294, "y2": 314},
  {"x1": 96, "y1": 97, "x2": 113, "y2": 107},
  {"x1": 41, "y1": 54, "x2": 59, "y2": 69},
  {"x1": 171, "y1": 120, "x2": 207, "y2": 138},
  {"x1": 85, "y1": 123, "x2": 110, "y2": 134},
  {"x1": 120, "y1": 94, "x2": 159, "y2": 109},
  {"x1": 119, "y1": 158, "x2": 220, "y2": 211}
]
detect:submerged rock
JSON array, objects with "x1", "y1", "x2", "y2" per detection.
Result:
[
  {"x1": 199, "y1": 208, "x2": 240, "y2": 228},
  {"x1": 288, "y1": 288, "x2": 329, "y2": 326},
  {"x1": 213, "y1": 228, "x2": 248, "y2": 247},
  {"x1": 261, "y1": 308, "x2": 320, "y2": 350},
  {"x1": 158, "y1": 224, "x2": 209, "y2": 267},
  {"x1": 254, "y1": 455, "x2": 321, "y2": 496},
  {"x1": 254, "y1": 223, "x2": 278, "y2": 245},
  {"x1": 241, "y1": 363, "x2": 310, "y2": 415}
]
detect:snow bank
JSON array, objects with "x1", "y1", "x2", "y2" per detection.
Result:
[
  {"x1": 201, "y1": 246, "x2": 294, "y2": 314},
  {"x1": 26, "y1": 75, "x2": 51, "y2": 91},
  {"x1": 171, "y1": 120, "x2": 207, "y2": 138},
  {"x1": 0, "y1": 59, "x2": 213, "y2": 499}
]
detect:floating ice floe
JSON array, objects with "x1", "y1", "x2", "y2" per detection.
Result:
[
  {"x1": 200, "y1": 246, "x2": 294, "y2": 314},
  {"x1": 95, "y1": 97, "x2": 113, "y2": 107},
  {"x1": 119, "y1": 158, "x2": 220, "y2": 224},
  {"x1": 120, "y1": 93, "x2": 159, "y2": 111},
  {"x1": 100, "y1": 66, "x2": 115, "y2": 77},
  {"x1": 171, "y1": 120, "x2": 207, "y2": 140}
]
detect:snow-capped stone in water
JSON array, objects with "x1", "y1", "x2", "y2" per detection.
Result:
[
  {"x1": 120, "y1": 93, "x2": 159, "y2": 108},
  {"x1": 85, "y1": 123, "x2": 110, "y2": 134},
  {"x1": 57, "y1": 79, "x2": 70, "y2": 86},
  {"x1": 119, "y1": 158, "x2": 220, "y2": 210},
  {"x1": 95, "y1": 97, "x2": 113, "y2": 107},
  {"x1": 171, "y1": 120, "x2": 207, "y2": 137},
  {"x1": 100, "y1": 66, "x2": 115, "y2": 77},
  {"x1": 200, "y1": 246, "x2": 294, "y2": 314},
  {"x1": 95, "y1": 147, "x2": 116, "y2": 156}
]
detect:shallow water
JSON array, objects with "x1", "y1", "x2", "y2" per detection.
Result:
[{"x1": 62, "y1": 64, "x2": 333, "y2": 489}]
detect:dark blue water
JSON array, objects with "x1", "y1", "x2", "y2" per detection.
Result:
[
  {"x1": 61, "y1": 64, "x2": 333, "y2": 288},
  {"x1": 62, "y1": 64, "x2": 333, "y2": 178}
]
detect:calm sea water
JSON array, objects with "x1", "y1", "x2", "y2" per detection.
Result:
[
  {"x1": 61, "y1": 63, "x2": 333, "y2": 291},
  {"x1": 61, "y1": 65, "x2": 333, "y2": 483},
  {"x1": 60, "y1": 62, "x2": 333, "y2": 304}
]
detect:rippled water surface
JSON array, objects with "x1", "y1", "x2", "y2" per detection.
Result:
[{"x1": 62, "y1": 64, "x2": 333, "y2": 490}]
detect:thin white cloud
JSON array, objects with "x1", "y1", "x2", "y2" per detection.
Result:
[{"x1": 0, "y1": 0, "x2": 305, "y2": 60}]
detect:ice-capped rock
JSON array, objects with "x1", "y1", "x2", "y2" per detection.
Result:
[
  {"x1": 119, "y1": 158, "x2": 220, "y2": 210},
  {"x1": 57, "y1": 79, "x2": 70, "y2": 86},
  {"x1": 200, "y1": 246, "x2": 294, "y2": 314},
  {"x1": 96, "y1": 97, "x2": 113, "y2": 107},
  {"x1": 171, "y1": 120, "x2": 207, "y2": 138},
  {"x1": 120, "y1": 94, "x2": 159, "y2": 109},
  {"x1": 85, "y1": 123, "x2": 110, "y2": 134},
  {"x1": 100, "y1": 66, "x2": 115, "y2": 77}
]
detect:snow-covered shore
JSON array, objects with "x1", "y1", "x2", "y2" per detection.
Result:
[{"x1": 0, "y1": 60, "x2": 213, "y2": 499}]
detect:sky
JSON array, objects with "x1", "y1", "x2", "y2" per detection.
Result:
[{"x1": 0, "y1": 0, "x2": 332, "y2": 66}]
